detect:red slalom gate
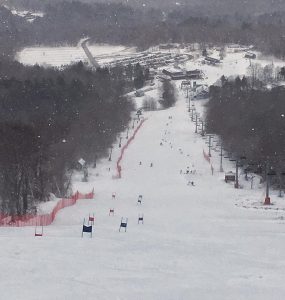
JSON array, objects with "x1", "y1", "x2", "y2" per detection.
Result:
[
  {"x1": 116, "y1": 119, "x2": 147, "y2": 178},
  {"x1": 0, "y1": 189, "x2": 94, "y2": 227}
]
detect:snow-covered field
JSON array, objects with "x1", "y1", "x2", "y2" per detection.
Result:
[
  {"x1": 16, "y1": 46, "x2": 86, "y2": 67},
  {"x1": 4, "y1": 5, "x2": 45, "y2": 22},
  {"x1": 16, "y1": 44, "x2": 136, "y2": 67},
  {"x1": 3, "y1": 45, "x2": 285, "y2": 299}
]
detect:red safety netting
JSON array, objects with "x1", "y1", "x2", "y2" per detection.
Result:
[
  {"x1": 0, "y1": 189, "x2": 94, "y2": 227},
  {"x1": 116, "y1": 119, "x2": 147, "y2": 178}
]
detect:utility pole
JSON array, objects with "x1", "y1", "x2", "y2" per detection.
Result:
[
  {"x1": 188, "y1": 95, "x2": 191, "y2": 112},
  {"x1": 235, "y1": 160, "x2": 239, "y2": 188},
  {"x1": 108, "y1": 146, "x2": 113, "y2": 161},
  {"x1": 264, "y1": 161, "x2": 271, "y2": 205},
  {"x1": 234, "y1": 156, "x2": 246, "y2": 189},
  {"x1": 278, "y1": 172, "x2": 285, "y2": 197},
  {"x1": 201, "y1": 120, "x2": 205, "y2": 136},
  {"x1": 195, "y1": 114, "x2": 198, "y2": 133},
  {"x1": 191, "y1": 108, "x2": 195, "y2": 121},
  {"x1": 219, "y1": 144, "x2": 223, "y2": 172},
  {"x1": 208, "y1": 135, "x2": 212, "y2": 157}
]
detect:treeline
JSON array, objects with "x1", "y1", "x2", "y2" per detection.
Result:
[
  {"x1": 0, "y1": 60, "x2": 135, "y2": 216},
  {"x1": 7, "y1": 0, "x2": 285, "y2": 16},
  {"x1": 177, "y1": 13, "x2": 285, "y2": 59},
  {"x1": 31, "y1": 2, "x2": 285, "y2": 58},
  {"x1": 2, "y1": 1, "x2": 285, "y2": 58},
  {"x1": 16, "y1": 2, "x2": 163, "y2": 49},
  {"x1": 206, "y1": 76, "x2": 285, "y2": 179},
  {"x1": 0, "y1": 6, "x2": 33, "y2": 57}
]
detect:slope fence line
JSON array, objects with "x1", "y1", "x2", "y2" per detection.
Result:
[
  {"x1": 116, "y1": 119, "x2": 147, "y2": 178},
  {"x1": 0, "y1": 189, "x2": 94, "y2": 227}
]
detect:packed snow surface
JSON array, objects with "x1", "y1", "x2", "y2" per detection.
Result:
[
  {"x1": 3, "y1": 44, "x2": 285, "y2": 299},
  {"x1": 1, "y1": 90, "x2": 285, "y2": 300}
]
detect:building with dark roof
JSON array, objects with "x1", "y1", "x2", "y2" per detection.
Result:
[
  {"x1": 204, "y1": 56, "x2": 221, "y2": 65},
  {"x1": 162, "y1": 68, "x2": 203, "y2": 80},
  {"x1": 245, "y1": 52, "x2": 256, "y2": 59}
]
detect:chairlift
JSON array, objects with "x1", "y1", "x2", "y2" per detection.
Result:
[{"x1": 267, "y1": 170, "x2": 276, "y2": 176}]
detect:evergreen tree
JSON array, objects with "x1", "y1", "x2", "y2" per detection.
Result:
[
  {"x1": 134, "y1": 63, "x2": 145, "y2": 89},
  {"x1": 161, "y1": 80, "x2": 177, "y2": 108}
]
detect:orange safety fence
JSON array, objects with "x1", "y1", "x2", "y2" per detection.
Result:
[
  {"x1": 116, "y1": 119, "x2": 147, "y2": 178},
  {"x1": 0, "y1": 189, "x2": 94, "y2": 227}
]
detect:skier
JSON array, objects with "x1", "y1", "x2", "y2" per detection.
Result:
[
  {"x1": 137, "y1": 195, "x2": 143, "y2": 204},
  {"x1": 150, "y1": 162, "x2": 153, "y2": 167}
]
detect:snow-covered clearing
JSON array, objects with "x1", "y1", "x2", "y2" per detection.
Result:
[
  {"x1": 2, "y1": 44, "x2": 285, "y2": 299},
  {"x1": 16, "y1": 44, "x2": 136, "y2": 67}
]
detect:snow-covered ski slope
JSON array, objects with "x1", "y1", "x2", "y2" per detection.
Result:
[
  {"x1": 4, "y1": 45, "x2": 285, "y2": 299},
  {"x1": 1, "y1": 81, "x2": 285, "y2": 300}
]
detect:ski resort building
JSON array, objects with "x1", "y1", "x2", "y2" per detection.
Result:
[
  {"x1": 245, "y1": 52, "x2": 256, "y2": 59},
  {"x1": 204, "y1": 56, "x2": 221, "y2": 65},
  {"x1": 162, "y1": 68, "x2": 203, "y2": 80}
]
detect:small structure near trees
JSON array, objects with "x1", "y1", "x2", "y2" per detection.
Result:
[
  {"x1": 245, "y1": 52, "x2": 256, "y2": 59},
  {"x1": 225, "y1": 171, "x2": 236, "y2": 183},
  {"x1": 204, "y1": 56, "x2": 221, "y2": 65}
]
